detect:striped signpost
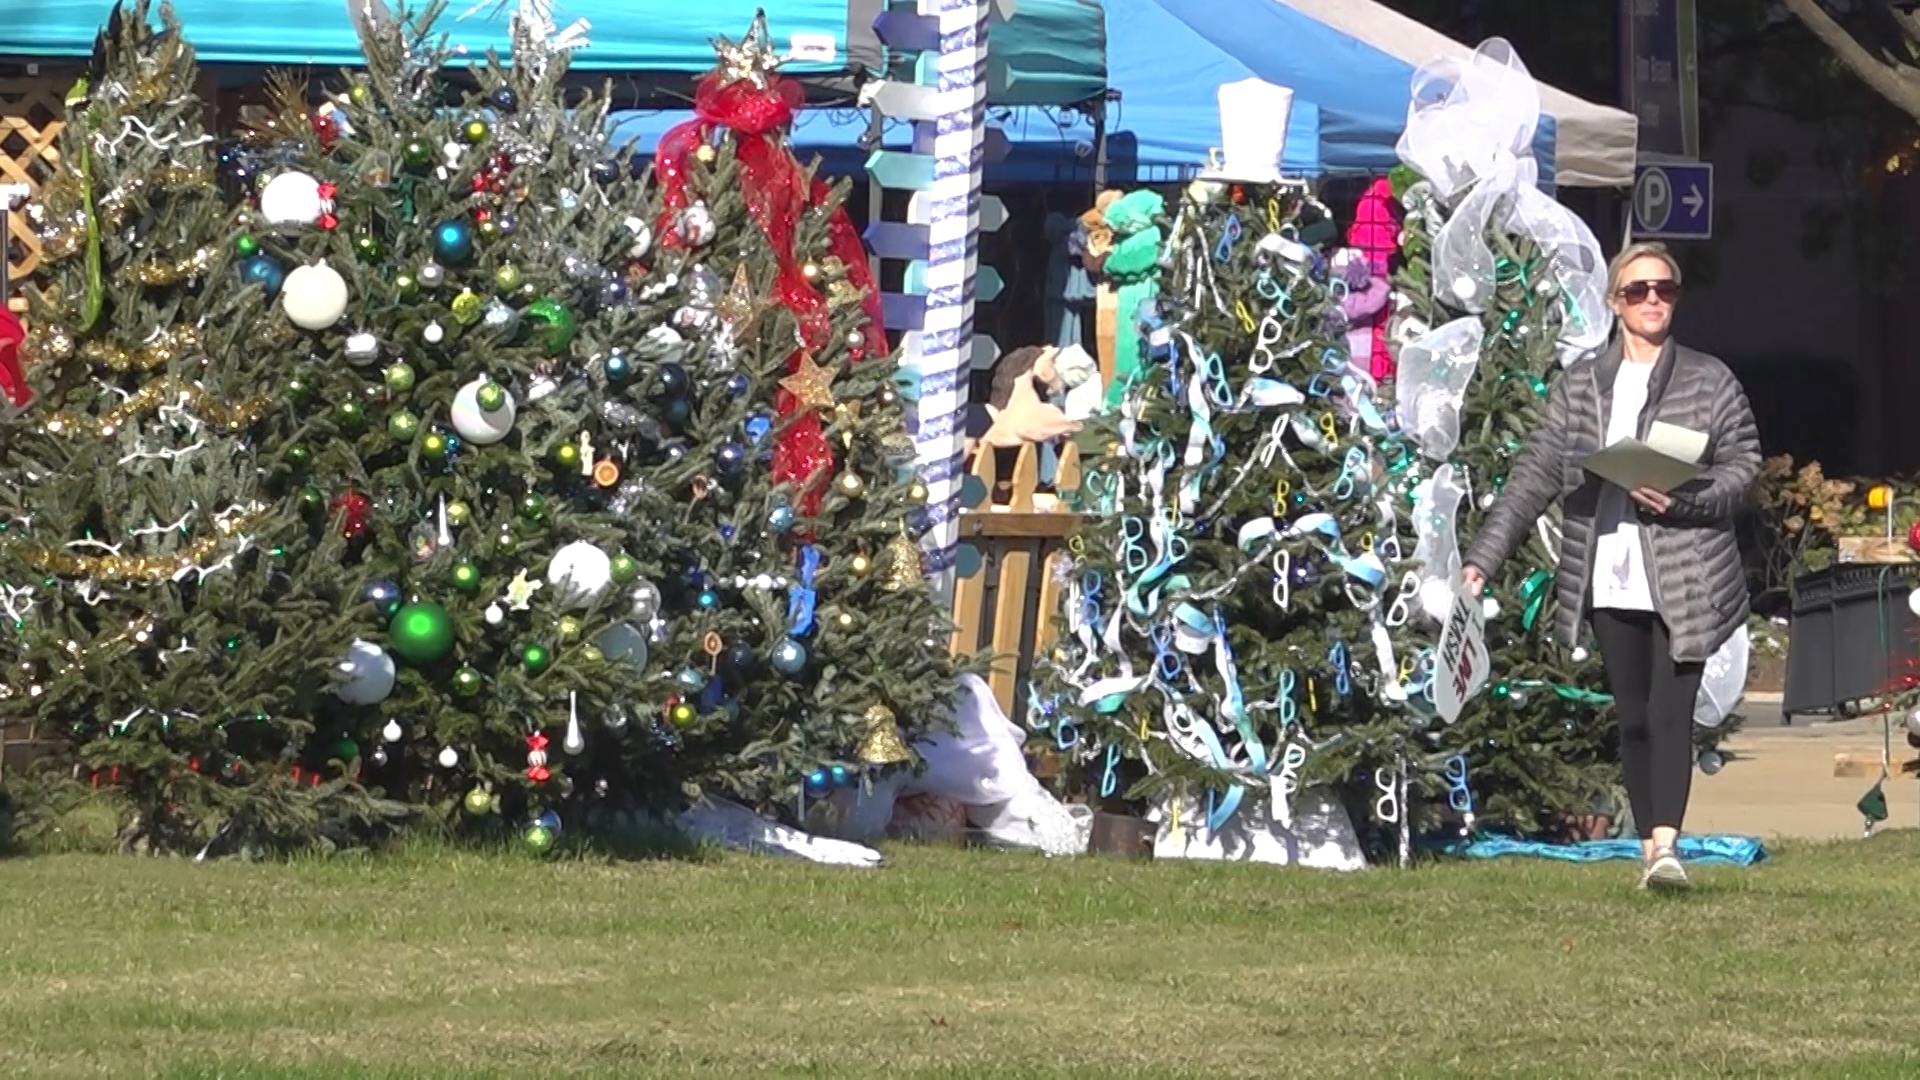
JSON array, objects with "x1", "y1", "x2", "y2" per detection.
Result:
[{"x1": 866, "y1": 0, "x2": 1014, "y2": 590}]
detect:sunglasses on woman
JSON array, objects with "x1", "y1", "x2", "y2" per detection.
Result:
[{"x1": 1618, "y1": 280, "x2": 1679, "y2": 305}]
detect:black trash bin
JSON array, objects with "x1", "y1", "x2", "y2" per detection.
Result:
[{"x1": 1781, "y1": 563, "x2": 1920, "y2": 721}]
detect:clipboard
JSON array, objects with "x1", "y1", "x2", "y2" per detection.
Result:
[{"x1": 1578, "y1": 421, "x2": 1708, "y2": 493}]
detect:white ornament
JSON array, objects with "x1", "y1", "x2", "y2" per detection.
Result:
[
  {"x1": 381, "y1": 719, "x2": 403, "y2": 743},
  {"x1": 484, "y1": 603, "x2": 505, "y2": 625},
  {"x1": 624, "y1": 216, "x2": 653, "y2": 258},
  {"x1": 1482, "y1": 597, "x2": 1501, "y2": 620},
  {"x1": 678, "y1": 202, "x2": 716, "y2": 246},
  {"x1": 344, "y1": 332, "x2": 379, "y2": 365},
  {"x1": 1908, "y1": 588, "x2": 1920, "y2": 617},
  {"x1": 564, "y1": 692, "x2": 586, "y2": 755},
  {"x1": 527, "y1": 749, "x2": 548, "y2": 768},
  {"x1": 1450, "y1": 276, "x2": 1478, "y2": 303},
  {"x1": 418, "y1": 263, "x2": 445, "y2": 287},
  {"x1": 282, "y1": 261, "x2": 349, "y2": 330},
  {"x1": 438, "y1": 746, "x2": 459, "y2": 767},
  {"x1": 334, "y1": 640, "x2": 396, "y2": 704},
  {"x1": 1571, "y1": 646, "x2": 1590, "y2": 662},
  {"x1": 547, "y1": 541, "x2": 613, "y2": 608},
  {"x1": 423, "y1": 321, "x2": 445, "y2": 344},
  {"x1": 449, "y1": 377, "x2": 516, "y2": 445},
  {"x1": 259, "y1": 171, "x2": 326, "y2": 226}
]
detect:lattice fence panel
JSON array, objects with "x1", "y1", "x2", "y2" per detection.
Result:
[{"x1": 0, "y1": 76, "x2": 71, "y2": 313}]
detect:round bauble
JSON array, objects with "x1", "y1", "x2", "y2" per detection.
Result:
[
  {"x1": 240, "y1": 254, "x2": 286, "y2": 296},
  {"x1": 715, "y1": 442, "x2": 748, "y2": 478},
  {"x1": 259, "y1": 171, "x2": 326, "y2": 226},
  {"x1": 594, "y1": 622, "x2": 648, "y2": 670},
  {"x1": 282, "y1": 261, "x2": 349, "y2": 330},
  {"x1": 449, "y1": 377, "x2": 516, "y2": 445},
  {"x1": 523, "y1": 824, "x2": 556, "y2": 856},
  {"x1": 388, "y1": 601, "x2": 455, "y2": 664},
  {"x1": 334, "y1": 639, "x2": 397, "y2": 704},
  {"x1": 432, "y1": 219, "x2": 475, "y2": 266},
  {"x1": 344, "y1": 332, "x2": 380, "y2": 365},
  {"x1": 629, "y1": 579, "x2": 663, "y2": 622},
  {"x1": 677, "y1": 202, "x2": 716, "y2": 246},
  {"x1": 802, "y1": 769, "x2": 832, "y2": 800},
  {"x1": 547, "y1": 541, "x2": 613, "y2": 608},
  {"x1": 452, "y1": 666, "x2": 483, "y2": 695},
  {"x1": 464, "y1": 787, "x2": 493, "y2": 815},
  {"x1": 770, "y1": 638, "x2": 808, "y2": 676},
  {"x1": 384, "y1": 362, "x2": 416, "y2": 393},
  {"x1": 362, "y1": 578, "x2": 402, "y2": 618},
  {"x1": 521, "y1": 643, "x2": 552, "y2": 674}
]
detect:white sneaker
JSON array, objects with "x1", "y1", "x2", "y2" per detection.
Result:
[{"x1": 1644, "y1": 847, "x2": 1689, "y2": 890}]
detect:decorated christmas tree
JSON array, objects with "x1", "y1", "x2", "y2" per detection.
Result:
[{"x1": 0, "y1": 0, "x2": 410, "y2": 852}]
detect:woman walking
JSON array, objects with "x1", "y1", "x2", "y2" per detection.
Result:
[{"x1": 1462, "y1": 242, "x2": 1760, "y2": 890}]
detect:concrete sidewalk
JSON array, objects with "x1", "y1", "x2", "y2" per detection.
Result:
[{"x1": 1688, "y1": 693, "x2": 1920, "y2": 841}]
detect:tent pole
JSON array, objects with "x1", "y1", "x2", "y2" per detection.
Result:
[{"x1": 1092, "y1": 92, "x2": 1111, "y2": 191}]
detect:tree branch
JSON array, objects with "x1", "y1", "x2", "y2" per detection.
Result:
[{"x1": 1783, "y1": 0, "x2": 1920, "y2": 117}]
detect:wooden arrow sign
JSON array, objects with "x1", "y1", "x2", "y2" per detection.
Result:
[
  {"x1": 862, "y1": 221, "x2": 931, "y2": 261},
  {"x1": 903, "y1": 262, "x2": 1002, "y2": 304},
  {"x1": 972, "y1": 336, "x2": 1001, "y2": 370},
  {"x1": 908, "y1": 191, "x2": 1008, "y2": 232},
  {"x1": 864, "y1": 149, "x2": 936, "y2": 191},
  {"x1": 882, "y1": 292, "x2": 928, "y2": 330}
]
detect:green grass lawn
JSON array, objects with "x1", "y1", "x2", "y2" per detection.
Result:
[{"x1": 3, "y1": 830, "x2": 1919, "y2": 1079}]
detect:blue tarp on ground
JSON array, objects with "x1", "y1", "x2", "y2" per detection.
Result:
[{"x1": 0, "y1": 0, "x2": 1107, "y2": 109}]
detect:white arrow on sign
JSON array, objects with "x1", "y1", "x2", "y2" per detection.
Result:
[
  {"x1": 1682, "y1": 184, "x2": 1705, "y2": 215},
  {"x1": 908, "y1": 192, "x2": 1008, "y2": 232},
  {"x1": 919, "y1": 0, "x2": 1016, "y2": 19}
]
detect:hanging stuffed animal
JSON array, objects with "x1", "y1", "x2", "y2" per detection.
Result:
[
  {"x1": 1345, "y1": 176, "x2": 1404, "y2": 383},
  {"x1": 1331, "y1": 248, "x2": 1389, "y2": 388}
]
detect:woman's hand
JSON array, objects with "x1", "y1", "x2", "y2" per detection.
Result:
[
  {"x1": 1461, "y1": 566, "x2": 1485, "y2": 597},
  {"x1": 1629, "y1": 487, "x2": 1672, "y2": 515}
]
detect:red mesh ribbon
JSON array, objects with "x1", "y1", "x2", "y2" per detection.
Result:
[
  {"x1": 0, "y1": 308, "x2": 33, "y2": 411},
  {"x1": 654, "y1": 72, "x2": 884, "y2": 514}
]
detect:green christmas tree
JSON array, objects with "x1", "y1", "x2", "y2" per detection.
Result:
[
  {"x1": 0, "y1": 0, "x2": 411, "y2": 853},
  {"x1": 1036, "y1": 184, "x2": 1414, "y2": 836}
]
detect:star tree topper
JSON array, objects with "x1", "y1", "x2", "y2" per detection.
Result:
[{"x1": 712, "y1": 9, "x2": 783, "y2": 90}]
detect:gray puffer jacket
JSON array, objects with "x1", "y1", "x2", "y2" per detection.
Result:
[{"x1": 1463, "y1": 337, "x2": 1761, "y2": 664}]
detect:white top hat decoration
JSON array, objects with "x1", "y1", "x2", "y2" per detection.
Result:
[{"x1": 1201, "y1": 78, "x2": 1295, "y2": 185}]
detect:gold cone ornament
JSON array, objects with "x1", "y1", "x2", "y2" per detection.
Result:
[
  {"x1": 880, "y1": 533, "x2": 923, "y2": 591},
  {"x1": 857, "y1": 704, "x2": 913, "y2": 764}
]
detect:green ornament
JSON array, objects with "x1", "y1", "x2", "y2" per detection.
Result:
[
  {"x1": 476, "y1": 219, "x2": 501, "y2": 242},
  {"x1": 554, "y1": 441, "x2": 581, "y2": 470},
  {"x1": 463, "y1": 787, "x2": 492, "y2": 815},
  {"x1": 556, "y1": 616, "x2": 582, "y2": 640},
  {"x1": 494, "y1": 530, "x2": 519, "y2": 556},
  {"x1": 335, "y1": 400, "x2": 365, "y2": 428},
  {"x1": 284, "y1": 377, "x2": 310, "y2": 402},
  {"x1": 525, "y1": 298, "x2": 577, "y2": 357},
  {"x1": 393, "y1": 273, "x2": 418, "y2": 299},
  {"x1": 348, "y1": 82, "x2": 372, "y2": 108},
  {"x1": 384, "y1": 362, "x2": 416, "y2": 393},
  {"x1": 402, "y1": 138, "x2": 432, "y2": 170},
  {"x1": 609, "y1": 553, "x2": 639, "y2": 584},
  {"x1": 235, "y1": 234, "x2": 259, "y2": 258},
  {"x1": 446, "y1": 501, "x2": 471, "y2": 527},
  {"x1": 523, "y1": 824, "x2": 556, "y2": 856},
  {"x1": 521, "y1": 643, "x2": 551, "y2": 674},
  {"x1": 476, "y1": 381, "x2": 507, "y2": 412},
  {"x1": 388, "y1": 410, "x2": 420, "y2": 441},
  {"x1": 669, "y1": 703, "x2": 696, "y2": 727},
  {"x1": 353, "y1": 235, "x2": 383, "y2": 262},
  {"x1": 334, "y1": 737, "x2": 360, "y2": 761},
  {"x1": 518, "y1": 493, "x2": 546, "y2": 522},
  {"x1": 462, "y1": 118, "x2": 490, "y2": 144},
  {"x1": 389, "y1": 602, "x2": 455, "y2": 664},
  {"x1": 493, "y1": 264, "x2": 523, "y2": 292},
  {"x1": 451, "y1": 562, "x2": 481, "y2": 592},
  {"x1": 451, "y1": 289, "x2": 484, "y2": 325},
  {"x1": 452, "y1": 666, "x2": 483, "y2": 695},
  {"x1": 581, "y1": 645, "x2": 604, "y2": 664},
  {"x1": 297, "y1": 486, "x2": 324, "y2": 512},
  {"x1": 285, "y1": 444, "x2": 311, "y2": 468},
  {"x1": 421, "y1": 433, "x2": 448, "y2": 461}
]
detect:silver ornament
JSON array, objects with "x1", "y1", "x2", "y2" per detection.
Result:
[
  {"x1": 624, "y1": 216, "x2": 653, "y2": 258},
  {"x1": 418, "y1": 263, "x2": 445, "y2": 287},
  {"x1": 630, "y1": 579, "x2": 662, "y2": 622},
  {"x1": 344, "y1": 332, "x2": 380, "y2": 365}
]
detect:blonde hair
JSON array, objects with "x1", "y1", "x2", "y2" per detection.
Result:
[{"x1": 1606, "y1": 242, "x2": 1683, "y2": 295}]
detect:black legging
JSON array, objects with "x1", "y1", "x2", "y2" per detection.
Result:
[{"x1": 1590, "y1": 609, "x2": 1705, "y2": 839}]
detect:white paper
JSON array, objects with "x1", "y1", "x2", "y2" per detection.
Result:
[
  {"x1": 1433, "y1": 583, "x2": 1490, "y2": 724},
  {"x1": 1579, "y1": 421, "x2": 1707, "y2": 493}
]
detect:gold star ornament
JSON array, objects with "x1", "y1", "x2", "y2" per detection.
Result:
[
  {"x1": 779, "y1": 353, "x2": 838, "y2": 412},
  {"x1": 712, "y1": 11, "x2": 782, "y2": 90},
  {"x1": 716, "y1": 264, "x2": 760, "y2": 335}
]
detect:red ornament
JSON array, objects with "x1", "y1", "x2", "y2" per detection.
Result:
[
  {"x1": 319, "y1": 212, "x2": 339, "y2": 231},
  {"x1": 1907, "y1": 520, "x2": 1920, "y2": 554},
  {"x1": 0, "y1": 307, "x2": 33, "y2": 411},
  {"x1": 311, "y1": 113, "x2": 338, "y2": 150},
  {"x1": 471, "y1": 173, "x2": 491, "y2": 193},
  {"x1": 317, "y1": 182, "x2": 337, "y2": 200},
  {"x1": 331, "y1": 489, "x2": 371, "y2": 539}
]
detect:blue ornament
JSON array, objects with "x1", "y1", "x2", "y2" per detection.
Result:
[
  {"x1": 697, "y1": 589, "x2": 720, "y2": 610},
  {"x1": 768, "y1": 504, "x2": 796, "y2": 533},
  {"x1": 720, "y1": 525, "x2": 736, "y2": 541},
  {"x1": 676, "y1": 667, "x2": 708, "y2": 691},
  {"x1": 714, "y1": 442, "x2": 748, "y2": 478},
  {"x1": 770, "y1": 638, "x2": 808, "y2": 676},
  {"x1": 432, "y1": 219, "x2": 475, "y2": 265},
  {"x1": 603, "y1": 351, "x2": 631, "y2": 382},
  {"x1": 802, "y1": 769, "x2": 832, "y2": 800},
  {"x1": 665, "y1": 398, "x2": 692, "y2": 426},
  {"x1": 532, "y1": 808, "x2": 562, "y2": 834},
  {"x1": 362, "y1": 579, "x2": 402, "y2": 618},
  {"x1": 240, "y1": 255, "x2": 286, "y2": 296},
  {"x1": 744, "y1": 413, "x2": 773, "y2": 445},
  {"x1": 726, "y1": 373, "x2": 751, "y2": 396},
  {"x1": 828, "y1": 764, "x2": 851, "y2": 787}
]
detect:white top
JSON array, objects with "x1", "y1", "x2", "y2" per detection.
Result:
[{"x1": 1590, "y1": 361, "x2": 1658, "y2": 612}]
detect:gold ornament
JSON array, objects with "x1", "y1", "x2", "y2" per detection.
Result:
[
  {"x1": 801, "y1": 262, "x2": 821, "y2": 282},
  {"x1": 880, "y1": 534, "x2": 923, "y2": 592},
  {"x1": 716, "y1": 264, "x2": 759, "y2": 334},
  {"x1": 857, "y1": 704, "x2": 914, "y2": 765},
  {"x1": 833, "y1": 610, "x2": 858, "y2": 631},
  {"x1": 711, "y1": 11, "x2": 782, "y2": 90},
  {"x1": 695, "y1": 144, "x2": 717, "y2": 164},
  {"x1": 907, "y1": 481, "x2": 930, "y2": 504},
  {"x1": 779, "y1": 352, "x2": 838, "y2": 412},
  {"x1": 127, "y1": 247, "x2": 215, "y2": 286},
  {"x1": 848, "y1": 552, "x2": 874, "y2": 577},
  {"x1": 451, "y1": 289, "x2": 485, "y2": 325},
  {"x1": 835, "y1": 472, "x2": 866, "y2": 499}
]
